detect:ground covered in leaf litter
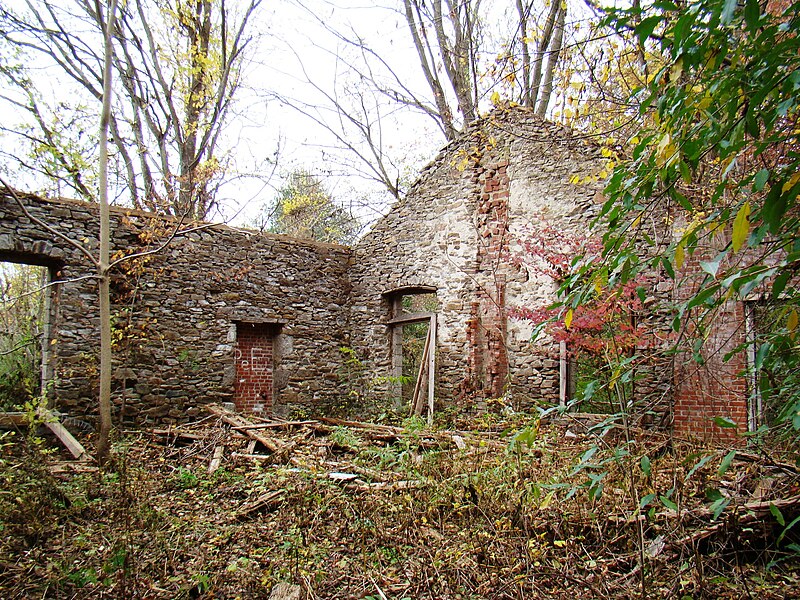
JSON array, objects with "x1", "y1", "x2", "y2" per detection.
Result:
[{"x1": 1, "y1": 405, "x2": 799, "y2": 599}]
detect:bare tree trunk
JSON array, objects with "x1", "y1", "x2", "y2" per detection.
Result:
[
  {"x1": 179, "y1": 0, "x2": 212, "y2": 219},
  {"x1": 528, "y1": 0, "x2": 561, "y2": 109},
  {"x1": 403, "y1": 0, "x2": 457, "y2": 139},
  {"x1": 536, "y1": 3, "x2": 566, "y2": 118},
  {"x1": 96, "y1": 0, "x2": 119, "y2": 465},
  {"x1": 515, "y1": 0, "x2": 532, "y2": 107}
]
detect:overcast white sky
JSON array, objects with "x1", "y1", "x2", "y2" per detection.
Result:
[
  {"x1": 212, "y1": 0, "x2": 454, "y2": 227},
  {"x1": 1, "y1": 0, "x2": 592, "y2": 229}
]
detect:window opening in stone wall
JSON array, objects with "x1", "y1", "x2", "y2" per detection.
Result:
[
  {"x1": 234, "y1": 322, "x2": 278, "y2": 414},
  {"x1": 569, "y1": 353, "x2": 623, "y2": 414},
  {"x1": 386, "y1": 289, "x2": 439, "y2": 422},
  {"x1": 0, "y1": 261, "x2": 57, "y2": 411}
]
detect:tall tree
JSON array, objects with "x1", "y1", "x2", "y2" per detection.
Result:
[
  {"x1": 256, "y1": 169, "x2": 361, "y2": 244},
  {"x1": 0, "y1": 0, "x2": 263, "y2": 220},
  {"x1": 402, "y1": 0, "x2": 482, "y2": 140},
  {"x1": 512, "y1": 0, "x2": 567, "y2": 116},
  {"x1": 272, "y1": 0, "x2": 581, "y2": 204},
  {"x1": 97, "y1": 0, "x2": 118, "y2": 463}
]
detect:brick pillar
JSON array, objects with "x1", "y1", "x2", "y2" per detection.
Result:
[
  {"x1": 673, "y1": 300, "x2": 749, "y2": 442},
  {"x1": 672, "y1": 241, "x2": 750, "y2": 444},
  {"x1": 468, "y1": 160, "x2": 510, "y2": 397}
]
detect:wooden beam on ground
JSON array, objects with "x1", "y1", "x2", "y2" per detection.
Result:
[
  {"x1": 231, "y1": 420, "x2": 317, "y2": 431},
  {"x1": 2, "y1": 411, "x2": 92, "y2": 461},
  {"x1": 42, "y1": 415, "x2": 90, "y2": 461},
  {"x1": 207, "y1": 404, "x2": 285, "y2": 454},
  {"x1": 208, "y1": 445, "x2": 224, "y2": 474},
  {"x1": 0, "y1": 412, "x2": 27, "y2": 428}
]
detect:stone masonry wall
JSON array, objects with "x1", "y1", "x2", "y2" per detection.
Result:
[
  {"x1": 350, "y1": 108, "x2": 615, "y2": 412},
  {"x1": 0, "y1": 191, "x2": 352, "y2": 424},
  {"x1": 1, "y1": 107, "x2": 747, "y2": 436}
]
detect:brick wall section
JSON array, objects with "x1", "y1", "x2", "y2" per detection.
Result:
[
  {"x1": 234, "y1": 323, "x2": 275, "y2": 413},
  {"x1": 472, "y1": 160, "x2": 510, "y2": 397},
  {"x1": 673, "y1": 252, "x2": 750, "y2": 442},
  {"x1": 673, "y1": 301, "x2": 749, "y2": 441}
]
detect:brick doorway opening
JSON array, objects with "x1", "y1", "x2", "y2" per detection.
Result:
[{"x1": 234, "y1": 323, "x2": 278, "y2": 413}]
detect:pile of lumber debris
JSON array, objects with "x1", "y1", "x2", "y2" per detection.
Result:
[{"x1": 148, "y1": 403, "x2": 504, "y2": 492}]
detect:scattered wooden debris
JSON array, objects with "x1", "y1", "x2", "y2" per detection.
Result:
[
  {"x1": 234, "y1": 489, "x2": 286, "y2": 521},
  {"x1": 207, "y1": 404, "x2": 286, "y2": 455},
  {"x1": 143, "y1": 404, "x2": 518, "y2": 493}
]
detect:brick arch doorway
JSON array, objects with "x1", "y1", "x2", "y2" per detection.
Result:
[{"x1": 234, "y1": 322, "x2": 280, "y2": 413}]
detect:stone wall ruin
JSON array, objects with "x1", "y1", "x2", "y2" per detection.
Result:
[
  {"x1": 0, "y1": 107, "x2": 752, "y2": 438},
  {"x1": 0, "y1": 192, "x2": 352, "y2": 423}
]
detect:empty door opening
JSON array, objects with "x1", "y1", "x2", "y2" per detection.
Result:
[{"x1": 0, "y1": 260, "x2": 58, "y2": 410}]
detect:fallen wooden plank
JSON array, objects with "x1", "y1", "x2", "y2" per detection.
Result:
[
  {"x1": 317, "y1": 417, "x2": 403, "y2": 434},
  {"x1": 44, "y1": 418, "x2": 89, "y2": 461},
  {"x1": 268, "y1": 582, "x2": 302, "y2": 600},
  {"x1": 2, "y1": 410, "x2": 92, "y2": 461},
  {"x1": 151, "y1": 428, "x2": 207, "y2": 441},
  {"x1": 48, "y1": 461, "x2": 99, "y2": 474},
  {"x1": 208, "y1": 445, "x2": 224, "y2": 474},
  {"x1": 345, "y1": 479, "x2": 425, "y2": 492},
  {"x1": 232, "y1": 420, "x2": 318, "y2": 431},
  {"x1": 234, "y1": 489, "x2": 285, "y2": 521},
  {"x1": 231, "y1": 452, "x2": 271, "y2": 461}
]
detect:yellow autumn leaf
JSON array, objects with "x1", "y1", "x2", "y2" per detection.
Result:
[
  {"x1": 782, "y1": 171, "x2": 800, "y2": 193},
  {"x1": 675, "y1": 242, "x2": 685, "y2": 270},
  {"x1": 707, "y1": 220, "x2": 722, "y2": 239},
  {"x1": 564, "y1": 308, "x2": 574, "y2": 329},
  {"x1": 669, "y1": 58, "x2": 683, "y2": 83},
  {"x1": 593, "y1": 271, "x2": 606, "y2": 295},
  {"x1": 731, "y1": 201, "x2": 751, "y2": 252},
  {"x1": 788, "y1": 309, "x2": 798, "y2": 332},
  {"x1": 655, "y1": 132, "x2": 678, "y2": 168},
  {"x1": 697, "y1": 92, "x2": 712, "y2": 111}
]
